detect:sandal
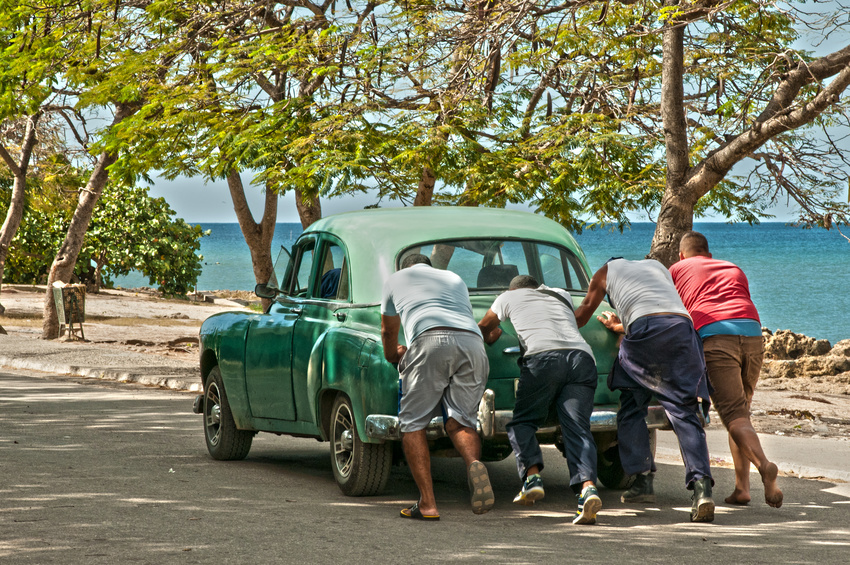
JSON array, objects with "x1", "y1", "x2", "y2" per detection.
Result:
[{"x1": 400, "y1": 502, "x2": 440, "y2": 521}]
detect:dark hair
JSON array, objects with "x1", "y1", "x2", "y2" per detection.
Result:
[
  {"x1": 401, "y1": 253, "x2": 432, "y2": 269},
  {"x1": 679, "y1": 231, "x2": 710, "y2": 254},
  {"x1": 509, "y1": 275, "x2": 539, "y2": 290}
]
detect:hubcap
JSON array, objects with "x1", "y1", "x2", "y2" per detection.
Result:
[
  {"x1": 333, "y1": 402, "x2": 355, "y2": 478},
  {"x1": 205, "y1": 382, "x2": 222, "y2": 446},
  {"x1": 340, "y1": 429, "x2": 354, "y2": 451}
]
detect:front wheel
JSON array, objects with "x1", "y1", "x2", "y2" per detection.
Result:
[
  {"x1": 204, "y1": 366, "x2": 253, "y2": 460},
  {"x1": 330, "y1": 394, "x2": 392, "y2": 496}
]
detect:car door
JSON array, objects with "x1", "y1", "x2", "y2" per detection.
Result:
[
  {"x1": 291, "y1": 236, "x2": 350, "y2": 421},
  {"x1": 243, "y1": 236, "x2": 317, "y2": 421}
]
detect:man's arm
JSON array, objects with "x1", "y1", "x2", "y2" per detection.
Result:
[
  {"x1": 477, "y1": 309, "x2": 503, "y2": 345},
  {"x1": 574, "y1": 264, "x2": 609, "y2": 328},
  {"x1": 381, "y1": 314, "x2": 407, "y2": 363}
]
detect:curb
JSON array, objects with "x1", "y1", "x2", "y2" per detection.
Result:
[
  {"x1": 0, "y1": 355, "x2": 201, "y2": 392},
  {"x1": 656, "y1": 446, "x2": 850, "y2": 484}
]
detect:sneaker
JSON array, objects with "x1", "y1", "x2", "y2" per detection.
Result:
[
  {"x1": 573, "y1": 485, "x2": 602, "y2": 525},
  {"x1": 468, "y1": 460, "x2": 495, "y2": 514},
  {"x1": 513, "y1": 473, "x2": 545, "y2": 506},
  {"x1": 620, "y1": 472, "x2": 656, "y2": 504},
  {"x1": 690, "y1": 477, "x2": 715, "y2": 523}
]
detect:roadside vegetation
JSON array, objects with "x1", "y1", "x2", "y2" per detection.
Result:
[{"x1": 1, "y1": 1, "x2": 849, "y2": 338}]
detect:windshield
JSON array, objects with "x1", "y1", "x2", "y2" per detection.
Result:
[{"x1": 399, "y1": 239, "x2": 589, "y2": 292}]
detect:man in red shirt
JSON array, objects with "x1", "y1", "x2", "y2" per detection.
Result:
[{"x1": 670, "y1": 231, "x2": 783, "y2": 508}]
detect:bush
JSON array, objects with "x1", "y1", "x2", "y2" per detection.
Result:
[{"x1": 3, "y1": 183, "x2": 206, "y2": 295}]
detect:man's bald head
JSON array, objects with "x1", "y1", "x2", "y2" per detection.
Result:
[{"x1": 678, "y1": 231, "x2": 711, "y2": 259}]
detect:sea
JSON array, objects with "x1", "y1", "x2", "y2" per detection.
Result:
[{"x1": 113, "y1": 222, "x2": 849, "y2": 344}]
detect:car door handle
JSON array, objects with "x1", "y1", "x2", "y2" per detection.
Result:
[
  {"x1": 290, "y1": 307, "x2": 303, "y2": 315},
  {"x1": 334, "y1": 312, "x2": 347, "y2": 322},
  {"x1": 502, "y1": 346, "x2": 521, "y2": 355}
]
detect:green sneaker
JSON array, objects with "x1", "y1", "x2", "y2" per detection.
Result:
[
  {"x1": 513, "y1": 473, "x2": 545, "y2": 506},
  {"x1": 573, "y1": 484, "x2": 602, "y2": 525}
]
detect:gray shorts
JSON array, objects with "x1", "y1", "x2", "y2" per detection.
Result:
[{"x1": 398, "y1": 329, "x2": 489, "y2": 433}]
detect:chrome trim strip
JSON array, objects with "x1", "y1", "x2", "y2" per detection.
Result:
[{"x1": 365, "y1": 389, "x2": 672, "y2": 441}]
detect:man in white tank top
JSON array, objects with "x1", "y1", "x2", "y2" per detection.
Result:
[{"x1": 574, "y1": 258, "x2": 715, "y2": 523}]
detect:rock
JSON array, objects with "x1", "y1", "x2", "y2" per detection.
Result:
[
  {"x1": 830, "y1": 339, "x2": 850, "y2": 357},
  {"x1": 808, "y1": 421, "x2": 829, "y2": 434},
  {"x1": 764, "y1": 329, "x2": 832, "y2": 360},
  {"x1": 759, "y1": 331, "x2": 850, "y2": 394},
  {"x1": 762, "y1": 356, "x2": 850, "y2": 380},
  {"x1": 157, "y1": 313, "x2": 190, "y2": 320}
]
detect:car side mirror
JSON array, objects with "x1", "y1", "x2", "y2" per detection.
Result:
[{"x1": 254, "y1": 283, "x2": 279, "y2": 299}]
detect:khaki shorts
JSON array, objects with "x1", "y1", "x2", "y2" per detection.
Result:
[
  {"x1": 398, "y1": 329, "x2": 489, "y2": 433},
  {"x1": 702, "y1": 334, "x2": 764, "y2": 427}
]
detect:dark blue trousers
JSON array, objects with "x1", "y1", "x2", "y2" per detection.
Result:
[
  {"x1": 506, "y1": 349, "x2": 598, "y2": 491},
  {"x1": 617, "y1": 386, "x2": 711, "y2": 488},
  {"x1": 611, "y1": 316, "x2": 712, "y2": 489}
]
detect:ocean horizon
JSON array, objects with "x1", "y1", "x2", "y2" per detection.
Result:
[{"x1": 113, "y1": 221, "x2": 849, "y2": 344}]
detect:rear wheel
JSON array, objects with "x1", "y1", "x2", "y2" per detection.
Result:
[
  {"x1": 204, "y1": 366, "x2": 253, "y2": 460},
  {"x1": 330, "y1": 394, "x2": 392, "y2": 496},
  {"x1": 595, "y1": 430, "x2": 656, "y2": 489}
]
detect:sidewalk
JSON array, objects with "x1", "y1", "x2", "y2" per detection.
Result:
[{"x1": 657, "y1": 424, "x2": 850, "y2": 484}]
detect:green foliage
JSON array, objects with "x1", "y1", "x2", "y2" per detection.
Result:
[
  {"x1": 2, "y1": 183, "x2": 206, "y2": 295},
  {"x1": 3, "y1": 0, "x2": 845, "y2": 286}
]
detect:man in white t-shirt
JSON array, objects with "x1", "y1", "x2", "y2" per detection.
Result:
[
  {"x1": 478, "y1": 275, "x2": 602, "y2": 525},
  {"x1": 382, "y1": 254, "x2": 494, "y2": 521}
]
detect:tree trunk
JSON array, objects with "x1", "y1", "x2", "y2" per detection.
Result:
[
  {"x1": 42, "y1": 105, "x2": 135, "y2": 339},
  {"x1": 0, "y1": 113, "x2": 41, "y2": 315},
  {"x1": 649, "y1": 2, "x2": 694, "y2": 267},
  {"x1": 414, "y1": 165, "x2": 436, "y2": 206},
  {"x1": 226, "y1": 169, "x2": 278, "y2": 309},
  {"x1": 294, "y1": 187, "x2": 322, "y2": 229}
]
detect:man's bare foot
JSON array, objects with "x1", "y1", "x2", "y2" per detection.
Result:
[
  {"x1": 761, "y1": 462, "x2": 783, "y2": 508},
  {"x1": 724, "y1": 488, "x2": 751, "y2": 505}
]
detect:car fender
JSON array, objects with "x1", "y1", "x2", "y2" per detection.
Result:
[
  {"x1": 199, "y1": 311, "x2": 258, "y2": 430},
  {"x1": 312, "y1": 327, "x2": 398, "y2": 444}
]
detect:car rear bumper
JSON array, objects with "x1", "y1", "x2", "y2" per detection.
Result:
[{"x1": 364, "y1": 388, "x2": 673, "y2": 442}]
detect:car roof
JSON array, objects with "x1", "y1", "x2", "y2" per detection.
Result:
[{"x1": 302, "y1": 206, "x2": 589, "y2": 303}]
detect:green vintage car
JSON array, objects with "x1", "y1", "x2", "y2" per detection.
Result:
[{"x1": 194, "y1": 207, "x2": 668, "y2": 495}]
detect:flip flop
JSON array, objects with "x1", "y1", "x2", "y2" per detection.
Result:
[
  {"x1": 400, "y1": 502, "x2": 440, "y2": 521},
  {"x1": 468, "y1": 460, "x2": 495, "y2": 515}
]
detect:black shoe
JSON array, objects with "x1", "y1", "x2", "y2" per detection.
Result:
[
  {"x1": 691, "y1": 477, "x2": 715, "y2": 522},
  {"x1": 621, "y1": 472, "x2": 656, "y2": 503}
]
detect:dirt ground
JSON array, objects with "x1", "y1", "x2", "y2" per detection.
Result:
[
  {"x1": 1, "y1": 284, "x2": 848, "y2": 441},
  {"x1": 0, "y1": 285, "x2": 250, "y2": 362}
]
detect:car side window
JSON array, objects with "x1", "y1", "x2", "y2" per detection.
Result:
[
  {"x1": 289, "y1": 240, "x2": 316, "y2": 297},
  {"x1": 317, "y1": 242, "x2": 349, "y2": 301}
]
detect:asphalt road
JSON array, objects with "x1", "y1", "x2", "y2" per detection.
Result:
[{"x1": 2, "y1": 370, "x2": 849, "y2": 565}]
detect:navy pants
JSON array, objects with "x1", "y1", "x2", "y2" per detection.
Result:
[
  {"x1": 612, "y1": 316, "x2": 712, "y2": 489},
  {"x1": 506, "y1": 349, "x2": 598, "y2": 492},
  {"x1": 617, "y1": 386, "x2": 711, "y2": 488}
]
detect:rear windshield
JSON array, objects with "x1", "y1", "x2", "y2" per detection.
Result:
[{"x1": 398, "y1": 239, "x2": 589, "y2": 292}]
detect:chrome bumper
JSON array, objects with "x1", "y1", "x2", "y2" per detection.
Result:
[{"x1": 364, "y1": 388, "x2": 672, "y2": 442}]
